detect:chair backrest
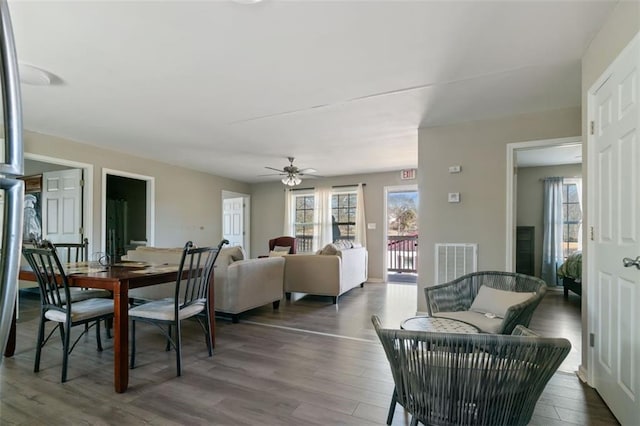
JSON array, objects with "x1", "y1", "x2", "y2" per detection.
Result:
[
  {"x1": 22, "y1": 240, "x2": 72, "y2": 313},
  {"x1": 268, "y1": 236, "x2": 297, "y2": 254},
  {"x1": 175, "y1": 240, "x2": 226, "y2": 309},
  {"x1": 371, "y1": 315, "x2": 570, "y2": 426},
  {"x1": 53, "y1": 238, "x2": 89, "y2": 263}
]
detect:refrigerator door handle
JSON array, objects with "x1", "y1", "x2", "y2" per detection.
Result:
[
  {"x1": 0, "y1": 178, "x2": 23, "y2": 357},
  {"x1": 0, "y1": 0, "x2": 24, "y2": 177}
]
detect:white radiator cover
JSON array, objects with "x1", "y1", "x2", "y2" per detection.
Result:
[{"x1": 435, "y1": 243, "x2": 478, "y2": 284}]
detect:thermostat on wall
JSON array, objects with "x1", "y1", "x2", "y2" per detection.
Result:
[{"x1": 448, "y1": 192, "x2": 460, "y2": 203}]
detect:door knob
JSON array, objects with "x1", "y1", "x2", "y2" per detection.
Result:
[{"x1": 623, "y1": 256, "x2": 640, "y2": 269}]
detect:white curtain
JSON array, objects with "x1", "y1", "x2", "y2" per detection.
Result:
[
  {"x1": 283, "y1": 189, "x2": 293, "y2": 236},
  {"x1": 313, "y1": 186, "x2": 332, "y2": 251},
  {"x1": 355, "y1": 183, "x2": 367, "y2": 247},
  {"x1": 541, "y1": 177, "x2": 564, "y2": 286}
]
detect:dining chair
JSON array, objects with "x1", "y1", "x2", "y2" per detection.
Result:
[
  {"x1": 372, "y1": 315, "x2": 571, "y2": 426},
  {"x1": 129, "y1": 240, "x2": 223, "y2": 376},
  {"x1": 22, "y1": 240, "x2": 115, "y2": 383}
]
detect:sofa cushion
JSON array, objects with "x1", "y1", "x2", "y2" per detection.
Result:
[
  {"x1": 470, "y1": 286, "x2": 536, "y2": 318},
  {"x1": 269, "y1": 250, "x2": 288, "y2": 257}
]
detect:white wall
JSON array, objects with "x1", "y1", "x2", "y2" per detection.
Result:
[
  {"x1": 516, "y1": 163, "x2": 582, "y2": 277},
  {"x1": 250, "y1": 170, "x2": 417, "y2": 281},
  {"x1": 24, "y1": 130, "x2": 250, "y2": 249},
  {"x1": 417, "y1": 107, "x2": 581, "y2": 312}
]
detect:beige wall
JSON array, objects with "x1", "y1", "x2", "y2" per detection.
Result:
[
  {"x1": 417, "y1": 107, "x2": 581, "y2": 312},
  {"x1": 581, "y1": 1, "x2": 639, "y2": 376},
  {"x1": 250, "y1": 171, "x2": 417, "y2": 281},
  {"x1": 24, "y1": 131, "x2": 250, "y2": 250},
  {"x1": 516, "y1": 163, "x2": 582, "y2": 277}
]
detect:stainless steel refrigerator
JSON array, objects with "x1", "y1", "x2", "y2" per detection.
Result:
[{"x1": 0, "y1": 0, "x2": 24, "y2": 361}]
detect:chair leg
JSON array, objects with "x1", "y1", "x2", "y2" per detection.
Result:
[
  {"x1": 272, "y1": 300, "x2": 280, "y2": 310},
  {"x1": 332, "y1": 296, "x2": 338, "y2": 304},
  {"x1": 285, "y1": 292, "x2": 291, "y2": 301},
  {"x1": 175, "y1": 320, "x2": 182, "y2": 377},
  {"x1": 166, "y1": 326, "x2": 172, "y2": 352},
  {"x1": 386, "y1": 389, "x2": 398, "y2": 425},
  {"x1": 105, "y1": 318, "x2": 112, "y2": 339},
  {"x1": 130, "y1": 320, "x2": 136, "y2": 369},
  {"x1": 204, "y1": 306, "x2": 213, "y2": 357},
  {"x1": 95, "y1": 320, "x2": 103, "y2": 352},
  {"x1": 409, "y1": 416, "x2": 419, "y2": 426},
  {"x1": 33, "y1": 315, "x2": 46, "y2": 373},
  {"x1": 231, "y1": 314, "x2": 239, "y2": 324},
  {"x1": 61, "y1": 322, "x2": 71, "y2": 383}
]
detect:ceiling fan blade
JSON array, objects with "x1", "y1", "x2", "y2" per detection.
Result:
[
  {"x1": 264, "y1": 166, "x2": 285, "y2": 173},
  {"x1": 300, "y1": 173, "x2": 325, "y2": 178},
  {"x1": 258, "y1": 172, "x2": 286, "y2": 176},
  {"x1": 298, "y1": 168, "x2": 317, "y2": 174}
]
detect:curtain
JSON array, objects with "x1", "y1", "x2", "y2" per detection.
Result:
[
  {"x1": 283, "y1": 189, "x2": 293, "y2": 236},
  {"x1": 313, "y1": 186, "x2": 333, "y2": 251},
  {"x1": 355, "y1": 183, "x2": 367, "y2": 247},
  {"x1": 575, "y1": 179, "x2": 583, "y2": 249},
  {"x1": 541, "y1": 177, "x2": 564, "y2": 286}
]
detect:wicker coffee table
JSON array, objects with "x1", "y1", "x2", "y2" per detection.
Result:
[{"x1": 400, "y1": 316, "x2": 479, "y2": 334}]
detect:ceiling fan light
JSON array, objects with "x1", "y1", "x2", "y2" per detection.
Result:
[
  {"x1": 281, "y1": 175, "x2": 302, "y2": 186},
  {"x1": 294, "y1": 176, "x2": 302, "y2": 185}
]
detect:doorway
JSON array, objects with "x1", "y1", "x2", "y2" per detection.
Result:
[
  {"x1": 384, "y1": 185, "x2": 418, "y2": 284},
  {"x1": 101, "y1": 169, "x2": 154, "y2": 259},
  {"x1": 221, "y1": 190, "x2": 250, "y2": 257}
]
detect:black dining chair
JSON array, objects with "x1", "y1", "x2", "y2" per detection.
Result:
[
  {"x1": 129, "y1": 240, "x2": 224, "y2": 376},
  {"x1": 22, "y1": 240, "x2": 115, "y2": 383}
]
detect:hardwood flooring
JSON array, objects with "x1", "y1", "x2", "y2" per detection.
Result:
[{"x1": 0, "y1": 284, "x2": 619, "y2": 425}]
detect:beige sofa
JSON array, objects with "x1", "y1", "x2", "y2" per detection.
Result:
[
  {"x1": 284, "y1": 245, "x2": 368, "y2": 304},
  {"x1": 123, "y1": 245, "x2": 285, "y2": 322}
]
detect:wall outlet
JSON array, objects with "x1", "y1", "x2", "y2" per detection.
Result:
[
  {"x1": 448, "y1": 192, "x2": 460, "y2": 203},
  {"x1": 448, "y1": 165, "x2": 461, "y2": 173}
]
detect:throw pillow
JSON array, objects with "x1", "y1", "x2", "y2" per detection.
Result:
[
  {"x1": 469, "y1": 286, "x2": 536, "y2": 318},
  {"x1": 269, "y1": 250, "x2": 288, "y2": 257},
  {"x1": 273, "y1": 245, "x2": 291, "y2": 253},
  {"x1": 226, "y1": 246, "x2": 246, "y2": 262},
  {"x1": 321, "y1": 243, "x2": 338, "y2": 255}
]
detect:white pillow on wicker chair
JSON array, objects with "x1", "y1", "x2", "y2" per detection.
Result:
[{"x1": 470, "y1": 286, "x2": 536, "y2": 319}]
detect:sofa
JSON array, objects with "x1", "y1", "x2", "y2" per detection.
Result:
[
  {"x1": 284, "y1": 242, "x2": 368, "y2": 303},
  {"x1": 123, "y1": 245, "x2": 285, "y2": 322}
]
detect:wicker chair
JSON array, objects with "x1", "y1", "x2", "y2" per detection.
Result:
[
  {"x1": 424, "y1": 271, "x2": 547, "y2": 334},
  {"x1": 372, "y1": 315, "x2": 571, "y2": 426}
]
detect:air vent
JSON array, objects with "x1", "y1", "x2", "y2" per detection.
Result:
[{"x1": 435, "y1": 243, "x2": 477, "y2": 284}]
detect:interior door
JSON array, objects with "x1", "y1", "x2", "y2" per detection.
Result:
[
  {"x1": 42, "y1": 168, "x2": 83, "y2": 244},
  {"x1": 223, "y1": 197, "x2": 244, "y2": 248},
  {"x1": 590, "y1": 34, "x2": 640, "y2": 425}
]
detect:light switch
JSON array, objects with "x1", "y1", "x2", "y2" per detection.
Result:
[
  {"x1": 448, "y1": 192, "x2": 460, "y2": 203},
  {"x1": 449, "y1": 165, "x2": 461, "y2": 173},
  {"x1": 367, "y1": 223, "x2": 376, "y2": 230}
]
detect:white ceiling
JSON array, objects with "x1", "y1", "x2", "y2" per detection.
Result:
[
  {"x1": 517, "y1": 144, "x2": 583, "y2": 167},
  {"x1": 9, "y1": 0, "x2": 615, "y2": 183}
]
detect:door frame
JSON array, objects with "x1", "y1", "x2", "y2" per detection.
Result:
[
  {"x1": 505, "y1": 136, "x2": 582, "y2": 271},
  {"x1": 383, "y1": 184, "x2": 418, "y2": 283},
  {"x1": 221, "y1": 190, "x2": 250, "y2": 258},
  {"x1": 101, "y1": 168, "x2": 155, "y2": 252},
  {"x1": 24, "y1": 153, "x2": 93, "y2": 245}
]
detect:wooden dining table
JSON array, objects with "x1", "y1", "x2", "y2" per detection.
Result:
[{"x1": 4, "y1": 262, "x2": 216, "y2": 393}]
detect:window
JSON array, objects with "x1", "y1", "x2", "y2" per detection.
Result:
[
  {"x1": 289, "y1": 187, "x2": 359, "y2": 252},
  {"x1": 332, "y1": 192, "x2": 357, "y2": 241},
  {"x1": 293, "y1": 193, "x2": 314, "y2": 253},
  {"x1": 562, "y1": 179, "x2": 582, "y2": 258}
]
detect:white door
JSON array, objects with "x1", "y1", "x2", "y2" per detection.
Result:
[
  {"x1": 42, "y1": 169, "x2": 83, "y2": 244},
  {"x1": 590, "y1": 34, "x2": 640, "y2": 425},
  {"x1": 223, "y1": 197, "x2": 244, "y2": 248}
]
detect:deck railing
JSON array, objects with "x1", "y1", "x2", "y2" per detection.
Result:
[{"x1": 387, "y1": 235, "x2": 418, "y2": 273}]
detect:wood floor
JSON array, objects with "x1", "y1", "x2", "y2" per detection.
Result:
[{"x1": 0, "y1": 283, "x2": 619, "y2": 425}]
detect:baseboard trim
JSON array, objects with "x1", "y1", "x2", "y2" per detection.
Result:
[{"x1": 366, "y1": 278, "x2": 384, "y2": 283}]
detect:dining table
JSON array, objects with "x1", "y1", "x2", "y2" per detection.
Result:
[{"x1": 4, "y1": 262, "x2": 215, "y2": 393}]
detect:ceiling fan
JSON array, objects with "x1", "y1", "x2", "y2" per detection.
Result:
[{"x1": 263, "y1": 157, "x2": 319, "y2": 186}]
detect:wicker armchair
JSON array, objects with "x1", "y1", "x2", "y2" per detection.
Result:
[
  {"x1": 372, "y1": 315, "x2": 570, "y2": 426},
  {"x1": 424, "y1": 271, "x2": 547, "y2": 334}
]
